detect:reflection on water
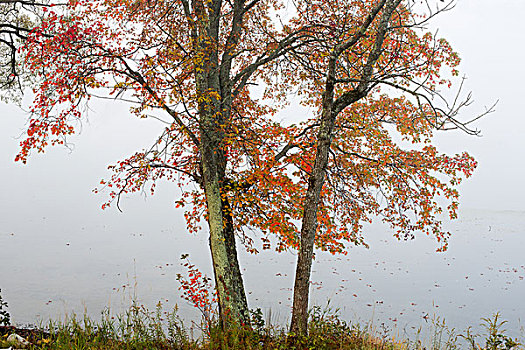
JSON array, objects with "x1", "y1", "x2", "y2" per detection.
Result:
[
  {"x1": 1, "y1": 205, "x2": 524, "y2": 338},
  {"x1": 309, "y1": 209, "x2": 525, "y2": 338}
]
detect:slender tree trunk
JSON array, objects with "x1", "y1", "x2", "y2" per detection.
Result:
[
  {"x1": 289, "y1": 84, "x2": 361, "y2": 336},
  {"x1": 289, "y1": 38, "x2": 339, "y2": 332},
  {"x1": 290, "y1": 106, "x2": 337, "y2": 335},
  {"x1": 289, "y1": 0, "x2": 401, "y2": 335}
]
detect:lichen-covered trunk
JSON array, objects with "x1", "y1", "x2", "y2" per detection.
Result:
[
  {"x1": 196, "y1": 69, "x2": 250, "y2": 326},
  {"x1": 221, "y1": 192, "x2": 250, "y2": 323},
  {"x1": 190, "y1": 0, "x2": 253, "y2": 327},
  {"x1": 200, "y1": 141, "x2": 250, "y2": 326},
  {"x1": 195, "y1": 30, "x2": 249, "y2": 328}
]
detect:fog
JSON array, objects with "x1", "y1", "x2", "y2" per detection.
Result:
[{"x1": 0, "y1": 0, "x2": 524, "y2": 336}]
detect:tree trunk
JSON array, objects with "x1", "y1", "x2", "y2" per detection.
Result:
[
  {"x1": 200, "y1": 134, "x2": 250, "y2": 327},
  {"x1": 289, "y1": 0, "x2": 401, "y2": 335},
  {"x1": 192, "y1": 0, "x2": 250, "y2": 324},
  {"x1": 289, "y1": 107, "x2": 336, "y2": 335},
  {"x1": 197, "y1": 74, "x2": 249, "y2": 326},
  {"x1": 222, "y1": 194, "x2": 250, "y2": 323}
]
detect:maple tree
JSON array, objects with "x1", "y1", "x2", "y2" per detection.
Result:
[
  {"x1": 270, "y1": 0, "x2": 490, "y2": 334},
  {"x1": 11, "y1": 0, "x2": 311, "y2": 327},
  {"x1": 5, "y1": 0, "x2": 488, "y2": 335}
]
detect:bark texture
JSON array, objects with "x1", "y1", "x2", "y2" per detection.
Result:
[
  {"x1": 289, "y1": 0, "x2": 402, "y2": 335},
  {"x1": 192, "y1": 0, "x2": 251, "y2": 326}
]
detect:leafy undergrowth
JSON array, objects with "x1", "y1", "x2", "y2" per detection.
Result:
[{"x1": 0, "y1": 304, "x2": 522, "y2": 350}]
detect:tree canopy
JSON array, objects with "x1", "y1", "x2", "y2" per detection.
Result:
[{"x1": 1, "y1": 0, "x2": 487, "y2": 331}]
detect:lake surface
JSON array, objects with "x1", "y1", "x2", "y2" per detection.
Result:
[{"x1": 1, "y1": 204, "x2": 524, "y2": 340}]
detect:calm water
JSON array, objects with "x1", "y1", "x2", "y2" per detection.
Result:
[{"x1": 1, "y1": 204, "x2": 524, "y2": 339}]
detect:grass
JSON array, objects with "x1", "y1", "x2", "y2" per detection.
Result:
[{"x1": 0, "y1": 302, "x2": 523, "y2": 350}]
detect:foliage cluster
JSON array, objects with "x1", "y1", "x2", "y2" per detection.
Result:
[
  {"x1": 176, "y1": 254, "x2": 217, "y2": 328},
  {"x1": 1, "y1": 0, "x2": 492, "y2": 334}
]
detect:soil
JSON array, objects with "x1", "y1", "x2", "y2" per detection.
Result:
[{"x1": 0, "y1": 325, "x2": 50, "y2": 343}]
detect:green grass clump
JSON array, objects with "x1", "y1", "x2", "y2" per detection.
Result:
[
  {"x1": 0, "y1": 302, "x2": 406, "y2": 350},
  {"x1": 0, "y1": 303, "x2": 523, "y2": 350}
]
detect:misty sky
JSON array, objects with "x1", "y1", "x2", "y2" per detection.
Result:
[
  {"x1": 1, "y1": 0, "x2": 525, "y2": 331},
  {"x1": 1, "y1": 0, "x2": 524, "y2": 230}
]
